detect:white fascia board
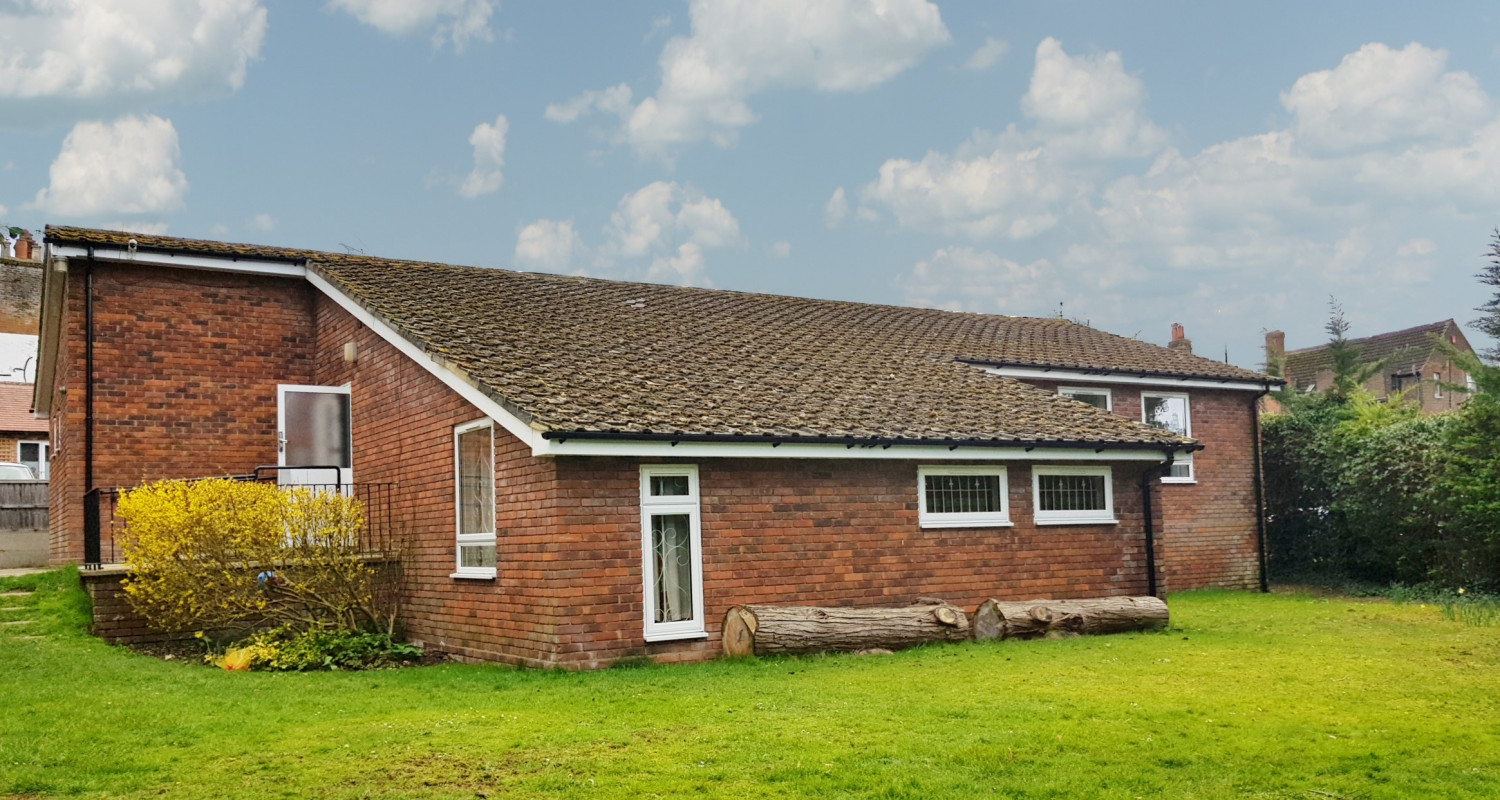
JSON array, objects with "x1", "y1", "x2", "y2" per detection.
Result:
[
  {"x1": 49, "y1": 245, "x2": 306, "y2": 278},
  {"x1": 303, "y1": 271, "x2": 549, "y2": 452},
  {"x1": 542, "y1": 439, "x2": 1172, "y2": 461},
  {"x1": 983, "y1": 366, "x2": 1275, "y2": 392}
]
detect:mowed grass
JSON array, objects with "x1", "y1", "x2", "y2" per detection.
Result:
[{"x1": 1, "y1": 570, "x2": 1497, "y2": 799}]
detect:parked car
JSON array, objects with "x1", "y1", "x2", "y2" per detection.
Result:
[{"x1": 0, "y1": 462, "x2": 37, "y2": 480}]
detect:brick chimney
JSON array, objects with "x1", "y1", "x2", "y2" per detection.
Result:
[
  {"x1": 14, "y1": 231, "x2": 34, "y2": 262},
  {"x1": 1265, "y1": 330, "x2": 1286, "y2": 377},
  {"x1": 1167, "y1": 322, "x2": 1192, "y2": 354}
]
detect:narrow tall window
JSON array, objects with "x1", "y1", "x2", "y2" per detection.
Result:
[
  {"x1": 453, "y1": 419, "x2": 496, "y2": 578},
  {"x1": 1033, "y1": 466, "x2": 1116, "y2": 525},
  {"x1": 1142, "y1": 392, "x2": 1194, "y2": 482},
  {"x1": 1433, "y1": 374, "x2": 1443, "y2": 399},
  {"x1": 640, "y1": 465, "x2": 705, "y2": 641},
  {"x1": 917, "y1": 465, "x2": 1011, "y2": 528}
]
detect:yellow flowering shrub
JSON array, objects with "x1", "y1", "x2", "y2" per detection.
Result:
[{"x1": 118, "y1": 479, "x2": 401, "y2": 636}]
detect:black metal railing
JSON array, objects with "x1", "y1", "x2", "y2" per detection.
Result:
[{"x1": 82, "y1": 467, "x2": 398, "y2": 570}]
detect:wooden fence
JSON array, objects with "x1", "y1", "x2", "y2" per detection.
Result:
[{"x1": 0, "y1": 480, "x2": 48, "y2": 531}]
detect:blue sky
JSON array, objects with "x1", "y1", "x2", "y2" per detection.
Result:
[{"x1": 3, "y1": 1, "x2": 1500, "y2": 369}]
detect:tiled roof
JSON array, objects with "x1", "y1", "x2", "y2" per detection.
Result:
[
  {"x1": 0, "y1": 383, "x2": 46, "y2": 433},
  {"x1": 1284, "y1": 320, "x2": 1462, "y2": 386},
  {"x1": 46, "y1": 226, "x2": 1279, "y2": 449}
]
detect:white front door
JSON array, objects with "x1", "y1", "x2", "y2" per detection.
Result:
[{"x1": 276, "y1": 385, "x2": 352, "y2": 488}]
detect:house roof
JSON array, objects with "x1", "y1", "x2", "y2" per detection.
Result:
[
  {"x1": 44, "y1": 226, "x2": 1277, "y2": 450},
  {"x1": 0, "y1": 383, "x2": 46, "y2": 434},
  {"x1": 1283, "y1": 320, "x2": 1468, "y2": 387}
]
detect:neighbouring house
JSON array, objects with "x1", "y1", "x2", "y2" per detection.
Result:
[
  {"x1": 1267, "y1": 321, "x2": 1478, "y2": 414},
  {"x1": 0, "y1": 383, "x2": 49, "y2": 478},
  {"x1": 36, "y1": 226, "x2": 1279, "y2": 668}
]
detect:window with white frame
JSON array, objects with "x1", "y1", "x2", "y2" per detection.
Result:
[
  {"x1": 640, "y1": 464, "x2": 705, "y2": 641},
  {"x1": 918, "y1": 465, "x2": 1011, "y2": 528},
  {"x1": 453, "y1": 419, "x2": 496, "y2": 578},
  {"x1": 1433, "y1": 374, "x2": 1443, "y2": 399},
  {"x1": 17, "y1": 441, "x2": 47, "y2": 480},
  {"x1": 1142, "y1": 393, "x2": 1194, "y2": 482},
  {"x1": 1058, "y1": 386, "x2": 1112, "y2": 411},
  {"x1": 1033, "y1": 466, "x2": 1116, "y2": 525}
]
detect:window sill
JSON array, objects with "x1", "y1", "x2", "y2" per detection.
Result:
[
  {"x1": 1035, "y1": 517, "x2": 1120, "y2": 526},
  {"x1": 1160, "y1": 478, "x2": 1197, "y2": 485},
  {"x1": 919, "y1": 518, "x2": 1013, "y2": 529},
  {"x1": 451, "y1": 571, "x2": 496, "y2": 581},
  {"x1": 644, "y1": 629, "x2": 708, "y2": 643}
]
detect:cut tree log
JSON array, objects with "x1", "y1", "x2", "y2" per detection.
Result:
[
  {"x1": 722, "y1": 601, "x2": 970, "y2": 657},
  {"x1": 972, "y1": 596, "x2": 1168, "y2": 641}
]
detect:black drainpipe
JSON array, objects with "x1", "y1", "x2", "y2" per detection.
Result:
[
  {"x1": 85, "y1": 250, "x2": 95, "y2": 493},
  {"x1": 1252, "y1": 390, "x2": 1270, "y2": 593},
  {"x1": 1140, "y1": 449, "x2": 1176, "y2": 598}
]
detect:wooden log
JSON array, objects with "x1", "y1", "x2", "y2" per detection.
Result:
[
  {"x1": 722, "y1": 602, "x2": 970, "y2": 657},
  {"x1": 972, "y1": 596, "x2": 1168, "y2": 641}
]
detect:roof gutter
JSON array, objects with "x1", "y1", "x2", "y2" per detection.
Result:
[
  {"x1": 970, "y1": 361, "x2": 1284, "y2": 392},
  {"x1": 542, "y1": 428, "x2": 1200, "y2": 452}
]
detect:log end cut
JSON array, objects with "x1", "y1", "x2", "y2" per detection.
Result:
[{"x1": 722, "y1": 606, "x2": 756, "y2": 658}]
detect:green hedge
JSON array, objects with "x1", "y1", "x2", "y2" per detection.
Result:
[{"x1": 1264, "y1": 363, "x2": 1500, "y2": 591}]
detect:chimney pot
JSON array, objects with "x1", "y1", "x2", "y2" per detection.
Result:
[{"x1": 1167, "y1": 323, "x2": 1193, "y2": 354}]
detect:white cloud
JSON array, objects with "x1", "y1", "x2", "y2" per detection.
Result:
[
  {"x1": 964, "y1": 36, "x2": 1009, "y2": 71},
  {"x1": 458, "y1": 114, "x2": 507, "y2": 198},
  {"x1": 649, "y1": 242, "x2": 707, "y2": 285},
  {"x1": 33, "y1": 115, "x2": 187, "y2": 216},
  {"x1": 544, "y1": 83, "x2": 633, "y2": 124},
  {"x1": 770, "y1": 240, "x2": 791, "y2": 258},
  {"x1": 1282, "y1": 43, "x2": 1490, "y2": 154},
  {"x1": 1396, "y1": 237, "x2": 1436, "y2": 257},
  {"x1": 901, "y1": 246, "x2": 1055, "y2": 314},
  {"x1": 249, "y1": 213, "x2": 276, "y2": 232},
  {"x1": 857, "y1": 38, "x2": 1161, "y2": 240},
  {"x1": 329, "y1": 0, "x2": 495, "y2": 51},
  {"x1": 0, "y1": 0, "x2": 267, "y2": 123},
  {"x1": 860, "y1": 130, "x2": 1076, "y2": 239},
  {"x1": 824, "y1": 186, "x2": 849, "y2": 228},
  {"x1": 99, "y1": 221, "x2": 169, "y2": 235},
  {"x1": 514, "y1": 219, "x2": 583, "y2": 272},
  {"x1": 552, "y1": 0, "x2": 949, "y2": 157},
  {"x1": 599, "y1": 181, "x2": 742, "y2": 285},
  {"x1": 1021, "y1": 37, "x2": 1166, "y2": 159}
]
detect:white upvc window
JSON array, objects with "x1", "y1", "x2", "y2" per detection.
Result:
[
  {"x1": 1433, "y1": 374, "x2": 1443, "y2": 399},
  {"x1": 17, "y1": 441, "x2": 48, "y2": 480},
  {"x1": 1058, "y1": 386, "x2": 1112, "y2": 411},
  {"x1": 640, "y1": 464, "x2": 706, "y2": 642},
  {"x1": 917, "y1": 465, "x2": 1011, "y2": 528},
  {"x1": 1033, "y1": 466, "x2": 1117, "y2": 526},
  {"x1": 1142, "y1": 392, "x2": 1194, "y2": 482},
  {"x1": 453, "y1": 418, "x2": 497, "y2": 579}
]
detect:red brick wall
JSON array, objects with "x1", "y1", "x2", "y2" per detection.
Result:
[
  {"x1": 547, "y1": 457, "x2": 1159, "y2": 668},
  {"x1": 48, "y1": 262, "x2": 316, "y2": 563},
  {"x1": 1025, "y1": 380, "x2": 1261, "y2": 591},
  {"x1": 310, "y1": 294, "x2": 565, "y2": 667}
]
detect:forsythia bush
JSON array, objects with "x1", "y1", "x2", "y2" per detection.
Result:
[{"x1": 118, "y1": 479, "x2": 401, "y2": 636}]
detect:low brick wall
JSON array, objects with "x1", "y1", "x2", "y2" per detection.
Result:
[{"x1": 79, "y1": 566, "x2": 191, "y2": 645}]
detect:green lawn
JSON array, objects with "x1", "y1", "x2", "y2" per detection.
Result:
[{"x1": 1, "y1": 569, "x2": 1497, "y2": 799}]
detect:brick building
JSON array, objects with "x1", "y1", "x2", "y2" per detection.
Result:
[
  {"x1": 36, "y1": 227, "x2": 1278, "y2": 667},
  {"x1": 1269, "y1": 321, "x2": 1478, "y2": 414}
]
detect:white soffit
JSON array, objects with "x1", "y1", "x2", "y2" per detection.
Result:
[{"x1": 982, "y1": 365, "x2": 1274, "y2": 392}]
